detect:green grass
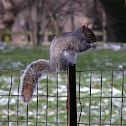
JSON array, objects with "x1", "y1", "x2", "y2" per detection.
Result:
[
  {"x1": 0, "y1": 46, "x2": 49, "y2": 70},
  {"x1": 0, "y1": 45, "x2": 126, "y2": 70},
  {"x1": 0, "y1": 45, "x2": 126, "y2": 125},
  {"x1": 0, "y1": 70, "x2": 126, "y2": 125},
  {"x1": 77, "y1": 49, "x2": 126, "y2": 70}
]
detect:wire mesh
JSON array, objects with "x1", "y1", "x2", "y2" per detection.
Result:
[
  {"x1": 76, "y1": 70, "x2": 126, "y2": 126},
  {"x1": 0, "y1": 69, "x2": 126, "y2": 126}
]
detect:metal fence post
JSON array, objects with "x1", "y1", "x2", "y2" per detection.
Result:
[{"x1": 67, "y1": 64, "x2": 77, "y2": 126}]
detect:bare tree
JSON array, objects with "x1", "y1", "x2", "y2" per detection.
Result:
[{"x1": 0, "y1": 0, "x2": 106, "y2": 44}]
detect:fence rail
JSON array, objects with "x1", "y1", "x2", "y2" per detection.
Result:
[
  {"x1": 0, "y1": 69, "x2": 126, "y2": 126},
  {"x1": 0, "y1": 30, "x2": 103, "y2": 43}
]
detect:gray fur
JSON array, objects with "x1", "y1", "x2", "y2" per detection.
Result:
[{"x1": 21, "y1": 26, "x2": 96, "y2": 103}]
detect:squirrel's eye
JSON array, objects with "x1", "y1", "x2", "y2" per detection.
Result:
[
  {"x1": 88, "y1": 33, "x2": 91, "y2": 35},
  {"x1": 81, "y1": 38, "x2": 84, "y2": 41}
]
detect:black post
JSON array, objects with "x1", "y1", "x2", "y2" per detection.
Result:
[{"x1": 67, "y1": 64, "x2": 77, "y2": 126}]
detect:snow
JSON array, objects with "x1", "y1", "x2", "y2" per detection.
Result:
[
  {"x1": 80, "y1": 87, "x2": 89, "y2": 92},
  {"x1": 80, "y1": 87, "x2": 100, "y2": 94},
  {"x1": 0, "y1": 90, "x2": 8, "y2": 95},
  {"x1": 106, "y1": 62, "x2": 113, "y2": 66},
  {"x1": 10, "y1": 61, "x2": 24, "y2": 68},
  {"x1": 0, "y1": 60, "x2": 24, "y2": 69},
  {"x1": 0, "y1": 42, "x2": 7, "y2": 50},
  {"x1": 0, "y1": 76, "x2": 12, "y2": 85},
  {"x1": 0, "y1": 97, "x2": 8, "y2": 105},
  {"x1": 0, "y1": 70, "x2": 126, "y2": 123},
  {"x1": 59, "y1": 97, "x2": 67, "y2": 101},
  {"x1": 103, "y1": 43, "x2": 121, "y2": 51},
  {"x1": 118, "y1": 65, "x2": 123, "y2": 69},
  {"x1": 86, "y1": 77, "x2": 107, "y2": 82},
  {"x1": 58, "y1": 85, "x2": 67, "y2": 93},
  {"x1": 109, "y1": 87, "x2": 121, "y2": 95},
  {"x1": 111, "y1": 45, "x2": 121, "y2": 51}
]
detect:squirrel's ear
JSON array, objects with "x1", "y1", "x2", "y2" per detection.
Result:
[
  {"x1": 82, "y1": 25, "x2": 86, "y2": 29},
  {"x1": 82, "y1": 25, "x2": 86, "y2": 32}
]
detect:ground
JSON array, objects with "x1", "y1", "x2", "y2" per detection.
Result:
[
  {"x1": 0, "y1": 42, "x2": 126, "y2": 70},
  {"x1": 0, "y1": 42, "x2": 126, "y2": 125}
]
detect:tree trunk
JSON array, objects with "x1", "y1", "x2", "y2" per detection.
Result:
[
  {"x1": 100, "y1": 0, "x2": 126, "y2": 42},
  {"x1": 36, "y1": 0, "x2": 41, "y2": 46},
  {"x1": 71, "y1": 13, "x2": 75, "y2": 31}
]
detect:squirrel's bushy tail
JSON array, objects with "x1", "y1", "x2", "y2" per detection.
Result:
[{"x1": 21, "y1": 59, "x2": 51, "y2": 103}]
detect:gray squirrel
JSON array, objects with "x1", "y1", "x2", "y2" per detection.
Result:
[{"x1": 21, "y1": 25, "x2": 96, "y2": 103}]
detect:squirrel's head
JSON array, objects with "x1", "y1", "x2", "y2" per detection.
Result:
[{"x1": 82, "y1": 25, "x2": 96, "y2": 43}]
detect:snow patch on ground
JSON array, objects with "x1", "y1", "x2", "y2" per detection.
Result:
[
  {"x1": 0, "y1": 42, "x2": 7, "y2": 50},
  {"x1": 0, "y1": 60, "x2": 24, "y2": 69},
  {"x1": 10, "y1": 61, "x2": 24, "y2": 68},
  {"x1": 86, "y1": 77, "x2": 107, "y2": 82}
]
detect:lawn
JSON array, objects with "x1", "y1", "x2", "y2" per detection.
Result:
[
  {"x1": 0, "y1": 44, "x2": 126, "y2": 125},
  {"x1": 0, "y1": 44, "x2": 126, "y2": 70}
]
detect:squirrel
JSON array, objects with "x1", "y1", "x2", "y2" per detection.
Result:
[{"x1": 21, "y1": 25, "x2": 96, "y2": 103}]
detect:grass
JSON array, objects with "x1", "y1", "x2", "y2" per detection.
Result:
[
  {"x1": 0, "y1": 46, "x2": 49, "y2": 70},
  {"x1": 0, "y1": 45, "x2": 126, "y2": 70},
  {"x1": 0, "y1": 70, "x2": 126, "y2": 125},
  {"x1": 77, "y1": 49, "x2": 126, "y2": 70},
  {"x1": 0, "y1": 45, "x2": 126, "y2": 125}
]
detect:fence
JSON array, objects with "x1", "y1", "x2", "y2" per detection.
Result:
[
  {"x1": 0, "y1": 68, "x2": 126, "y2": 126},
  {"x1": 0, "y1": 30, "x2": 103, "y2": 44}
]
